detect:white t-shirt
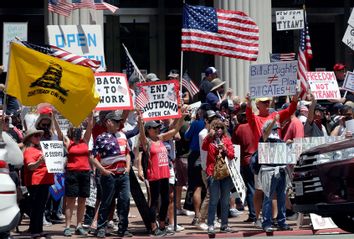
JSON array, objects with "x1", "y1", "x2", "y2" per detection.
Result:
[{"x1": 198, "y1": 128, "x2": 208, "y2": 171}]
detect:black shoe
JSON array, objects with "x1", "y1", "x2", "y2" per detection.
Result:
[
  {"x1": 96, "y1": 228, "x2": 106, "y2": 238},
  {"x1": 152, "y1": 228, "x2": 166, "y2": 237},
  {"x1": 278, "y1": 224, "x2": 292, "y2": 231},
  {"x1": 220, "y1": 226, "x2": 233, "y2": 233},
  {"x1": 117, "y1": 230, "x2": 133, "y2": 237},
  {"x1": 243, "y1": 217, "x2": 256, "y2": 223}
]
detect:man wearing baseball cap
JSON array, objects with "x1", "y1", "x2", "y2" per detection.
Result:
[
  {"x1": 199, "y1": 67, "x2": 218, "y2": 103},
  {"x1": 333, "y1": 63, "x2": 354, "y2": 102}
]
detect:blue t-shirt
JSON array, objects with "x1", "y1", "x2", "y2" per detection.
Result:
[
  {"x1": 206, "y1": 92, "x2": 219, "y2": 111},
  {"x1": 185, "y1": 119, "x2": 205, "y2": 152}
]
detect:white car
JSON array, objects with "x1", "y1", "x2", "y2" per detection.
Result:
[{"x1": 0, "y1": 137, "x2": 21, "y2": 238}]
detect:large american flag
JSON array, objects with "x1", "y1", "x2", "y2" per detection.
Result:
[
  {"x1": 298, "y1": 11, "x2": 312, "y2": 97},
  {"x1": 21, "y1": 41, "x2": 101, "y2": 72},
  {"x1": 181, "y1": 4, "x2": 259, "y2": 61},
  {"x1": 270, "y1": 53, "x2": 296, "y2": 62},
  {"x1": 48, "y1": 0, "x2": 73, "y2": 17},
  {"x1": 182, "y1": 72, "x2": 199, "y2": 98},
  {"x1": 72, "y1": 0, "x2": 95, "y2": 10}
]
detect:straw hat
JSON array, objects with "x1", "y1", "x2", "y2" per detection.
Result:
[
  {"x1": 23, "y1": 128, "x2": 44, "y2": 143},
  {"x1": 210, "y1": 78, "x2": 225, "y2": 91}
]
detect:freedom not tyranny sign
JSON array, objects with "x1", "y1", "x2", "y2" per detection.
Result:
[
  {"x1": 306, "y1": 71, "x2": 340, "y2": 100},
  {"x1": 136, "y1": 80, "x2": 181, "y2": 121}
]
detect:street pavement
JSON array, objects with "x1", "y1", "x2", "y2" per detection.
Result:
[{"x1": 11, "y1": 206, "x2": 351, "y2": 238}]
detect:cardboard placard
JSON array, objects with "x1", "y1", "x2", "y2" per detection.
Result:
[
  {"x1": 94, "y1": 72, "x2": 133, "y2": 111},
  {"x1": 310, "y1": 213, "x2": 338, "y2": 230},
  {"x1": 249, "y1": 61, "x2": 298, "y2": 98},
  {"x1": 343, "y1": 71, "x2": 354, "y2": 93},
  {"x1": 276, "y1": 10, "x2": 304, "y2": 31},
  {"x1": 2, "y1": 22, "x2": 28, "y2": 71},
  {"x1": 306, "y1": 71, "x2": 341, "y2": 99},
  {"x1": 258, "y1": 142, "x2": 296, "y2": 164},
  {"x1": 342, "y1": 24, "x2": 354, "y2": 51},
  {"x1": 136, "y1": 80, "x2": 181, "y2": 121},
  {"x1": 47, "y1": 25, "x2": 106, "y2": 71},
  {"x1": 40, "y1": 141, "x2": 66, "y2": 173}
]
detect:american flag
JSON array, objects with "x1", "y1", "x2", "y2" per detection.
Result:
[
  {"x1": 136, "y1": 87, "x2": 149, "y2": 109},
  {"x1": 122, "y1": 43, "x2": 145, "y2": 82},
  {"x1": 182, "y1": 72, "x2": 199, "y2": 98},
  {"x1": 181, "y1": 4, "x2": 259, "y2": 61},
  {"x1": 72, "y1": 0, "x2": 95, "y2": 10},
  {"x1": 270, "y1": 53, "x2": 296, "y2": 62},
  {"x1": 48, "y1": 0, "x2": 73, "y2": 17},
  {"x1": 20, "y1": 41, "x2": 101, "y2": 72},
  {"x1": 125, "y1": 54, "x2": 134, "y2": 80},
  {"x1": 298, "y1": 10, "x2": 312, "y2": 97},
  {"x1": 94, "y1": 0, "x2": 119, "y2": 13}
]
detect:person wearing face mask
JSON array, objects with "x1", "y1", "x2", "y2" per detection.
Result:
[
  {"x1": 304, "y1": 95, "x2": 328, "y2": 137},
  {"x1": 330, "y1": 105, "x2": 353, "y2": 137},
  {"x1": 62, "y1": 113, "x2": 93, "y2": 237},
  {"x1": 202, "y1": 119, "x2": 235, "y2": 236}
]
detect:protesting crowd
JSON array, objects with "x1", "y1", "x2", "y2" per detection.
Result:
[{"x1": 1, "y1": 61, "x2": 354, "y2": 239}]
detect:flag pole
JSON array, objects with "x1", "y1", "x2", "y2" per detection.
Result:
[
  {"x1": 122, "y1": 43, "x2": 145, "y2": 82},
  {"x1": 180, "y1": 0, "x2": 186, "y2": 103}
]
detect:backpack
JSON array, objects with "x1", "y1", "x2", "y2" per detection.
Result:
[{"x1": 250, "y1": 150, "x2": 260, "y2": 174}]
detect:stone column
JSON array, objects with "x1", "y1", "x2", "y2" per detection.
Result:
[{"x1": 215, "y1": 0, "x2": 272, "y2": 98}]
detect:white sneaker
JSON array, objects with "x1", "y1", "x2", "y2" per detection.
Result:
[
  {"x1": 229, "y1": 208, "x2": 243, "y2": 217},
  {"x1": 184, "y1": 210, "x2": 195, "y2": 216},
  {"x1": 253, "y1": 218, "x2": 262, "y2": 229},
  {"x1": 197, "y1": 223, "x2": 208, "y2": 231},
  {"x1": 43, "y1": 216, "x2": 52, "y2": 227},
  {"x1": 214, "y1": 220, "x2": 221, "y2": 228},
  {"x1": 167, "y1": 224, "x2": 185, "y2": 232}
]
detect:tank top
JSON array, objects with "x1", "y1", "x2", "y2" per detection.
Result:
[{"x1": 147, "y1": 141, "x2": 170, "y2": 181}]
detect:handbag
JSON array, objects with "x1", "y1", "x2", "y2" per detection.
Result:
[{"x1": 213, "y1": 153, "x2": 230, "y2": 180}]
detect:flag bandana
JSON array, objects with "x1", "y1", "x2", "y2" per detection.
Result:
[
  {"x1": 6, "y1": 42, "x2": 99, "y2": 126},
  {"x1": 182, "y1": 4, "x2": 259, "y2": 61}
]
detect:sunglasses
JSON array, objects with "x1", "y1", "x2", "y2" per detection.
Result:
[
  {"x1": 215, "y1": 126, "x2": 224, "y2": 130},
  {"x1": 111, "y1": 119, "x2": 122, "y2": 124},
  {"x1": 148, "y1": 126, "x2": 160, "y2": 130}
]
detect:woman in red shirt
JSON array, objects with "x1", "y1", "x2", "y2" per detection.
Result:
[
  {"x1": 202, "y1": 119, "x2": 235, "y2": 236},
  {"x1": 23, "y1": 128, "x2": 54, "y2": 239},
  {"x1": 137, "y1": 108, "x2": 187, "y2": 236},
  {"x1": 63, "y1": 114, "x2": 93, "y2": 237}
]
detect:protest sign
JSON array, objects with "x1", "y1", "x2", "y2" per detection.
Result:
[
  {"x1": 306, "y1": 71, "x2": 340, "y2": 100},
  {"x1": 348, "y1": 9, "x2": 354, "y2": 28},
  {"x1": 2, "y1": 22, "x2": 27, "y2": 71},
  {"x1": 56, "y1": 113, "x2": 70, "y2": 136},
  {"x1": 40, "y1": 141, "x2": 66, "y2": 173},
  {"x1": 342, "y1": 24, "x2": 354, "y2": 51},
  {"x1": 136, "y1": 80, "x2": 181, "y2": 121},
  {"x1": 47, "y1": 25, "x2": 106, "y2": 71},
  {"x1": 94, "y1": 72, "x2": 133, "y2": 111},
  {"x1": 310, "y1": 213, "x2": 338, "y2": 230},
  {"x1": 258, "y1": 142, "x2": 296, "y2": 164},
  {"x1": 86, "y1": 174, "x2": 97, "y2": 207},
  {"x1": 225, "y1": 145, "x2": 246, "y2": 204},
  {"x1": 276, "y1": 10, "x2": 304, "y2": 31},
  {"x1": 343, "y1": 71, "x2": 354, "y2": 93},
  {"x1": 249, "y1": 61, "x2": 297, "y2": 98}
]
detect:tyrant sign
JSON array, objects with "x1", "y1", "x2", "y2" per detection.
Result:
[{"x1": 276, "y1": 10, "x2": 304, "y2": 31}]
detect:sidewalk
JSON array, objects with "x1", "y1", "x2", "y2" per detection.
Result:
[{"x1": 11, "y1": 206, "x2": 348, "y2": 238}]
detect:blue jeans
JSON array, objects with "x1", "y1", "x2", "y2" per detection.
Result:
[
  {"x1": 241, "y1": 165, "x2": 256, "y2": 220},
  {"x1": 97, "y1": 173, "x2": 130, "y2": 232},
  {"x1": 207, "y1": 176, "x2": 232, "y2": 227},
  {"x1": 262, "y1": 170, "x2": 287, "y2": 229}
]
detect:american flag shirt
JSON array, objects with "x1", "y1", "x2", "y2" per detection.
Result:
[{"x1": 93, "y1": 131, "x2": 130, "y2": 174}]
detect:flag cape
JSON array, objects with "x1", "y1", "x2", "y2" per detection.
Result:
[{"x1": 6, "y1": 42, "x2": 99, "y2": 126}]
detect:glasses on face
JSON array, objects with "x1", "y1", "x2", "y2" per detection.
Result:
[
  {"x1": 112, "y1": 119, "x2": 121, "y2": 124},
  {"x1": 215, "y1": 126, "x2": 224, "y2": 130},
  {"x1": 148, "y1": 126, "x2": 160, "y2": 130},
  {"x1": 261, "y1": 101, "x2": 270, "y2": 104}
]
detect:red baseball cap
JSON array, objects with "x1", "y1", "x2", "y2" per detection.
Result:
[{"x1": 333, "y1": 63, "x2": 345, "y2": 71}]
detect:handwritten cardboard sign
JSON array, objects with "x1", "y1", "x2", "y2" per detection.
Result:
[
  {"x1": 40, "y1": 141, "x2": 66, "y2": 173},
  {"x1": 276, "y1": 10, "x2": 304, "y2": 31},
  {"x1": 258, "y1": 142, "x2": 296, "y2": 164},
  {"x1": 136, "y1": 80, "x2": 181, "y2": 121},
  {"x1": 343, "y1": 71, "x2": 354, "y2": 93},
  {"x1": 95, "y1": 72, "x2": 133, "y2": 111},
  {"x1": 306, "y1": 71, "x2": 340, "y2": 100},
  {"x1": 342, "y1": 24, "x2": 354, "y2": 51},
  {"x1": 249, "y1": 61, "x2": 298, "y2": 98}
]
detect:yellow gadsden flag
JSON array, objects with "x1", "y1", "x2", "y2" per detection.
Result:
[{"x1": 6, "y1": 42, "x2": 100, "y2": 126}]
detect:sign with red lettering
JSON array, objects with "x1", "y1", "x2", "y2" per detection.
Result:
[
  {"x1": 306, "y1": 71, "x2": 340, "y2": 100},
  {"x1": 94, "y1": 72, "x2": 133, "y2": 111},
  {"x1": 136, "y1": 80, "x2": 181, "y2": 121}
]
